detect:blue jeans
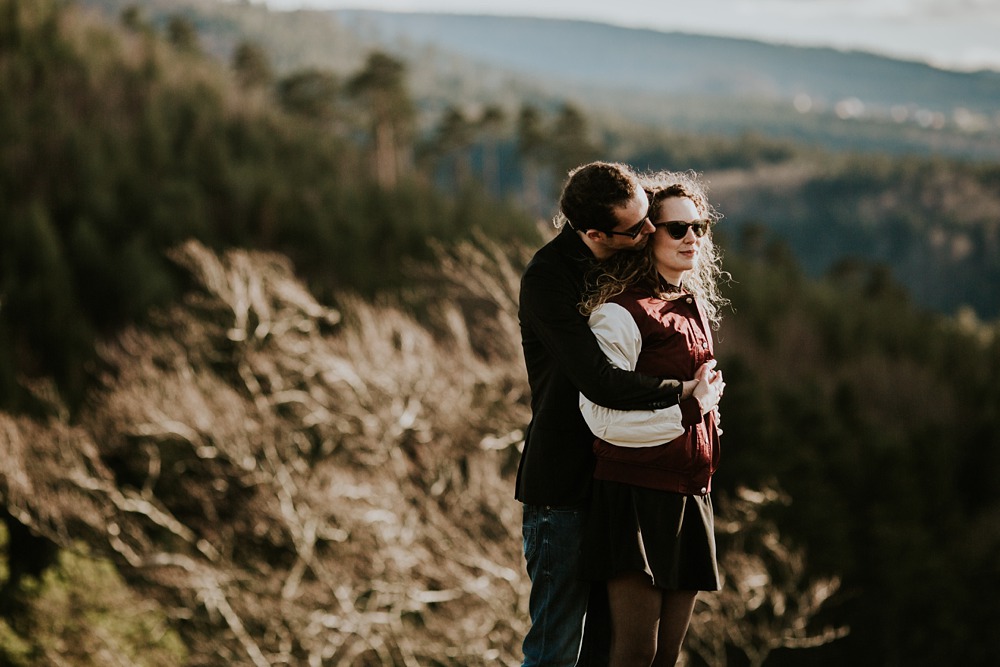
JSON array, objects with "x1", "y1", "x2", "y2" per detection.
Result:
[{"x1": 521, "y1": 503, "x2": 607, "y2": 667}]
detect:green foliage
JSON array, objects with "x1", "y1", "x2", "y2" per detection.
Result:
[
  {"x1": 165, "y1": 14, "x2": 198, "y2": 53},
  {"x1": 0, "y1": 525, "x2": 187, "y2": 666},
  {"x1": 547, "y1": 103, "x2": 599, "y2": 178},
  {"x1": 276, "y1": 67, "x2": 339, "y2": 119},
  {"x1": 712, "y1": 237, "x2": 1000, "y2": 666},
  {"x1": 120, "y1": 5, "x2": 144, "y2": 32},
  {"x1": 346, "y1": 50, "x2": 414, "y2": 137},
  {"x1": 625, "y1": 128, "x2": 800, "y2": 172},
  {"x1": 709, "y1": 152, "x2": 1000, "y2": 318},
  {"x1": 231, "y1": 39, "x2": 271, "y2": 89},
  {"x1": 0, "y1": 0, "x2": 539, "y2": 410},
  {"x1": 516, "y1": 104, "x2": 545, "y2": 161}
]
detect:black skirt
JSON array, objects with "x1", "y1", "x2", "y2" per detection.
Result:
[{"x1": 581, "y1": 479, "x2": 721, "y2": 591}]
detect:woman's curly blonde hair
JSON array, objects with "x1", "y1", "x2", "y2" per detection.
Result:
[{"x1": 579, "y1": 170, "x2": 730, "y2": 328}]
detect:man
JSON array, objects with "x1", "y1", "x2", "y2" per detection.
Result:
[{"x1": 517, "y1": 162, "x2": 719, "y2": 666}]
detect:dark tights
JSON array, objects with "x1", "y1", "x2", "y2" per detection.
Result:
[{"x1": 606, "y1": 571, "x2": 697, "y2": 667}]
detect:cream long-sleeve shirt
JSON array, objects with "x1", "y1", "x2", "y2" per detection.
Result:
[{"x1": 579, "y1": 302, "x2": 687, "y2": 448}]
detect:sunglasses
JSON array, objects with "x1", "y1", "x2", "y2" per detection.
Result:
[
  {"x1": 605, "y1": 216, "x2": 651, "y2": 239},
  {"x1": 654, "y1": 219, "x2": 712, "y2": 240}
]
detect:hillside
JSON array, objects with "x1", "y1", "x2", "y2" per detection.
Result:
[
  {"x1": 704, "y1": 156, "x2": 1000, "y2": 317},
  {"x1": 75, "y1": 1, "x2": 1000, "y2": 160},
  {"x1": 333, "y1": 10, "x2": 1000, "y2": 159},
  {"x1": 335, "y1": 11, "x2": 1000, "y2": 112},
  {"x1": 60, "y1": 1, "x2": 1000, "y2": 320}
]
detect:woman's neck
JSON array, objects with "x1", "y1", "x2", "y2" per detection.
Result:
[{"x1": 657, "y1": 268, "x2": 684, "y2": 290}]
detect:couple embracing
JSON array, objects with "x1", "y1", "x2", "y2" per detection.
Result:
[{"x1": 516, "y1": 162, "x2": 728, "y2": 667}]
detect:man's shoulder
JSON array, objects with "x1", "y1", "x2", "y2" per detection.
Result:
[
  {"x1": 519, "y1": 231, "x2": 592, "y2": 320},
  {"x1": 523, "y1": 230, "x2": 587, "y2": 279},
  {"x1": 527, "y1": 232, "x2": 566, "y2": 262}
]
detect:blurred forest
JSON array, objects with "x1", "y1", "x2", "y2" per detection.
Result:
[{"x1": 1, "y1": 0, "x2": 1000, "y2": 665}]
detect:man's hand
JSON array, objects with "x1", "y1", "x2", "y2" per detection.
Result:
[{"x1": 691, "y1": 360, "x2": 725, "y2": 415}]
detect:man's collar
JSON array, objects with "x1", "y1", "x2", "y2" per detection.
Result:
[{"x1": 555, "y1": 225, "x2": 595, "y2": 261}]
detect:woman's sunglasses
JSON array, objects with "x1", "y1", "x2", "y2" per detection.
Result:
[{"x1": 654, "y1": 220, "x2": 712, "y2": 240}]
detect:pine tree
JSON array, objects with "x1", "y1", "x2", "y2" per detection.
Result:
[
  {"x1": 346, "y1": 51, "x2": 414, "y2": 189},
  {"x1": 477, "y1": 104, "x2": 506, "y2": 197},
  {"x1": 277, "y1": 68, "x2": 339, "y2": 121},
  {"x1": 232, "y1": 40, "x2": 272, "y2": 90},
  {"x1": 516, "y1": 104, "x2": 546, "y2": 217},
  {"x1": 166, "y1": 15, "x2": 199, "y2": 53}
]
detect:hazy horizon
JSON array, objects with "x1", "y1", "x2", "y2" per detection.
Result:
[{"x1": 254, "y1": 0, "x2": 1000, "y2": 73}]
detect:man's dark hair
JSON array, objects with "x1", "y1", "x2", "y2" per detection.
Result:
[{"x1": 559, "y1": 161, "x2": 639, "y2": 234}]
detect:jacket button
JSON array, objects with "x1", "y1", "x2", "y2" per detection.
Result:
[
  {"x1": 702, "y1": 342, "x2": 709, "y2": 349},
  {"x1": 700, "y1": 487, "x2": 708, "y2": 495},
  {"x1": 686, "y1": 297, "x2": 693, "y2": 304}
]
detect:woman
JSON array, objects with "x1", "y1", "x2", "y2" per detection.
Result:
[{"x1": 578, "y1": 170, "x2": 728, "y2": 666}]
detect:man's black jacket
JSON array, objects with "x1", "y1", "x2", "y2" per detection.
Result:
[{"x1": 516, "y1": 227, "x2": 679, "y2": 506}]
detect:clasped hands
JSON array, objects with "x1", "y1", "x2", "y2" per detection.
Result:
[{"x1": 680, "y1": 359, "x2": 725, "y2": 426}]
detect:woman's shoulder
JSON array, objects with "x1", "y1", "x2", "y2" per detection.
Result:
[
  {"x1": 605, "y1": 286, "x2": 662, "y2": 322},
  {"x1": 611, "y1": 285, "x2": 696, "y2": 323},
  {"x1": 609, "y1": 284, "x2": 671, "y2": 309}
]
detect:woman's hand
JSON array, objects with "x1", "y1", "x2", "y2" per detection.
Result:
[{"x1": 692, "y1": 360, "x2": 725, "y2": 415}]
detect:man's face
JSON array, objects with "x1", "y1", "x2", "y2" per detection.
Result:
[{"x1": 604, "y1": 188, "x2": 654, "y2": 252}]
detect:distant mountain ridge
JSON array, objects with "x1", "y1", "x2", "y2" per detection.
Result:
[
  {"x1": 333, "y1": 10, "x2": 1000, "y2": 117},
  {"x1": 72, "y1": 2, "x2": 1000, "y2": 158}
]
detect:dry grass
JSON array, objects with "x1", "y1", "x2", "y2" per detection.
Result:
[
  {"x1": 3, "y1": 239, "x2": 530, "y2": 665},
  {"x1": 1, "y1": 239, "x2": 842, "y2": 665}
]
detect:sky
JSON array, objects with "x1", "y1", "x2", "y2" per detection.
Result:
[{"x1": 255, "y1": 0, "x2": 1000, "y2": 72}]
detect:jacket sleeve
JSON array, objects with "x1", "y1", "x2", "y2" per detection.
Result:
[
  {"x1": 579, "y1": 303, "x2": 697, "y2": 447},
  {"x1": 520, "y1": 262, "x2": 677, "y2": 411}
]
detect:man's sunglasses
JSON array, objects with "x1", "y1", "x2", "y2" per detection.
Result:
[
  {"x1": 654, "y1": 220, "x2": 712, "y2": 240},
  {"x1": 604, "y1": 216, "x2": 651, "y2": 239}
]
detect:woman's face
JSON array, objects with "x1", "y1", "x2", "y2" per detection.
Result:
[{"x1": 650, "y1": 196, "x2": 702, "y2": 285}]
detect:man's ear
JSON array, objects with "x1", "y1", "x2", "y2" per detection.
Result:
[{"x1": 584, "y1": 229, "x2": 606, "y2": 243}]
